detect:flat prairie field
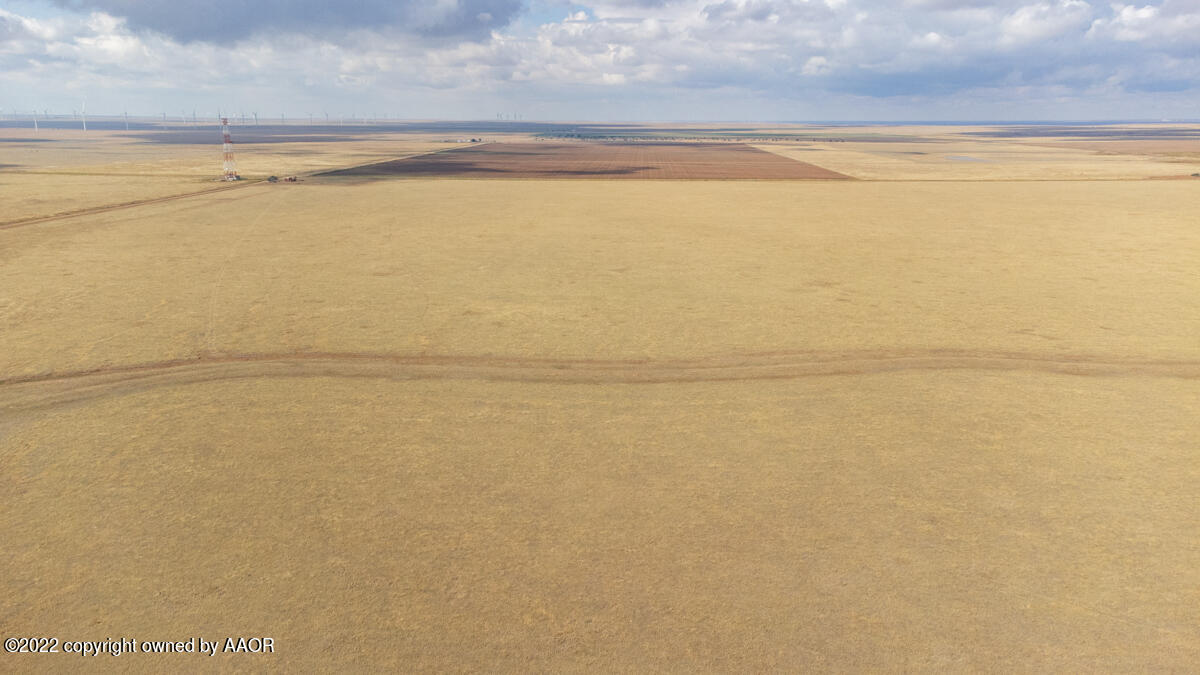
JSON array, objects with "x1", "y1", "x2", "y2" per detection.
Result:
[
  {"x1": 0, "y1": 126, "x2": 451, "y2": 225},
  {"x1": 2, "y1": 127, "x2": 1200, "y2": 671}
]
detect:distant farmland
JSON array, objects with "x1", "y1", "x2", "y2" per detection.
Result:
[{"x1": 321, "y1": 142, "x2": 853, "y2": 180}]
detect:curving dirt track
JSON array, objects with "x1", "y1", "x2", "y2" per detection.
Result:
[{"x1": 3, "y1": 348, "x2": 1198, "y2": 411}]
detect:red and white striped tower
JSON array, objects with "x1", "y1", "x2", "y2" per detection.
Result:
[{"x1": 221, "y1": 117, "x2": 239, "y2": 181}]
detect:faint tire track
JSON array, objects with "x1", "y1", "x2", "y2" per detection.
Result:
[
  {"x1": 0, "y1": 146, "x2": 468, "y2": 232},
  {"x1": 2, "y1": 348, "x2": 1197, "y2": 410},
  {"x1": 0, "y1": 181, "x2": 262, "y2": 231}
]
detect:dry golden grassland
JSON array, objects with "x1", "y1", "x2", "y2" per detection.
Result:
[
  {"x1": 0, "y1": 126, "x2": 451, "y2": 224},
  {"x1": 755, "y1": 126, "x2": 1200, "y2": 181},
  {"x1": 2, "y1": 125, "x2": 1199, "y2": 671}
]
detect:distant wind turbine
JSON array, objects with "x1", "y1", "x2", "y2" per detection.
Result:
[{"x1": 81, "y1": 100, "x2": 87, "y2": 132}]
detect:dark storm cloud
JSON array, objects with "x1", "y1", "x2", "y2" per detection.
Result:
[{"x1": 50, "y1": 0, "x2": 524, "y2": 43}]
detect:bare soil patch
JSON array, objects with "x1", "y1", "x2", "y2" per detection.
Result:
[{"x1": 321, "y1": 142, "x2": 852, "y2": 179}]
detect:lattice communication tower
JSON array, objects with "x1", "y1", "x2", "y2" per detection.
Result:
[{"x1": 221, "y1": 117, "x2": 239, "y2": 181}]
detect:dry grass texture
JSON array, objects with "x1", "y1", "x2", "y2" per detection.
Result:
[{"x1": 3, "y1": 128, "x2": 1200, "y2": 670}]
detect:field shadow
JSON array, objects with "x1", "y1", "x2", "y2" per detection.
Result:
[
  {"x1": 319, "y1": 142, "x2": 852, "y2": 180},
  {"x1": 322, "y1": 157, "x2": 654, "y2": 178}
]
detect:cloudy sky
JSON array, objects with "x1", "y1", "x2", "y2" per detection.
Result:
[{"x1": 2, "y1": 0, "x2": 1198, "y2": 120}]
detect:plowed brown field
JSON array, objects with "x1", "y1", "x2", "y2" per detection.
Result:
[{"x1": 322, "y1": 141, "x2": 852, "y2": 179}]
